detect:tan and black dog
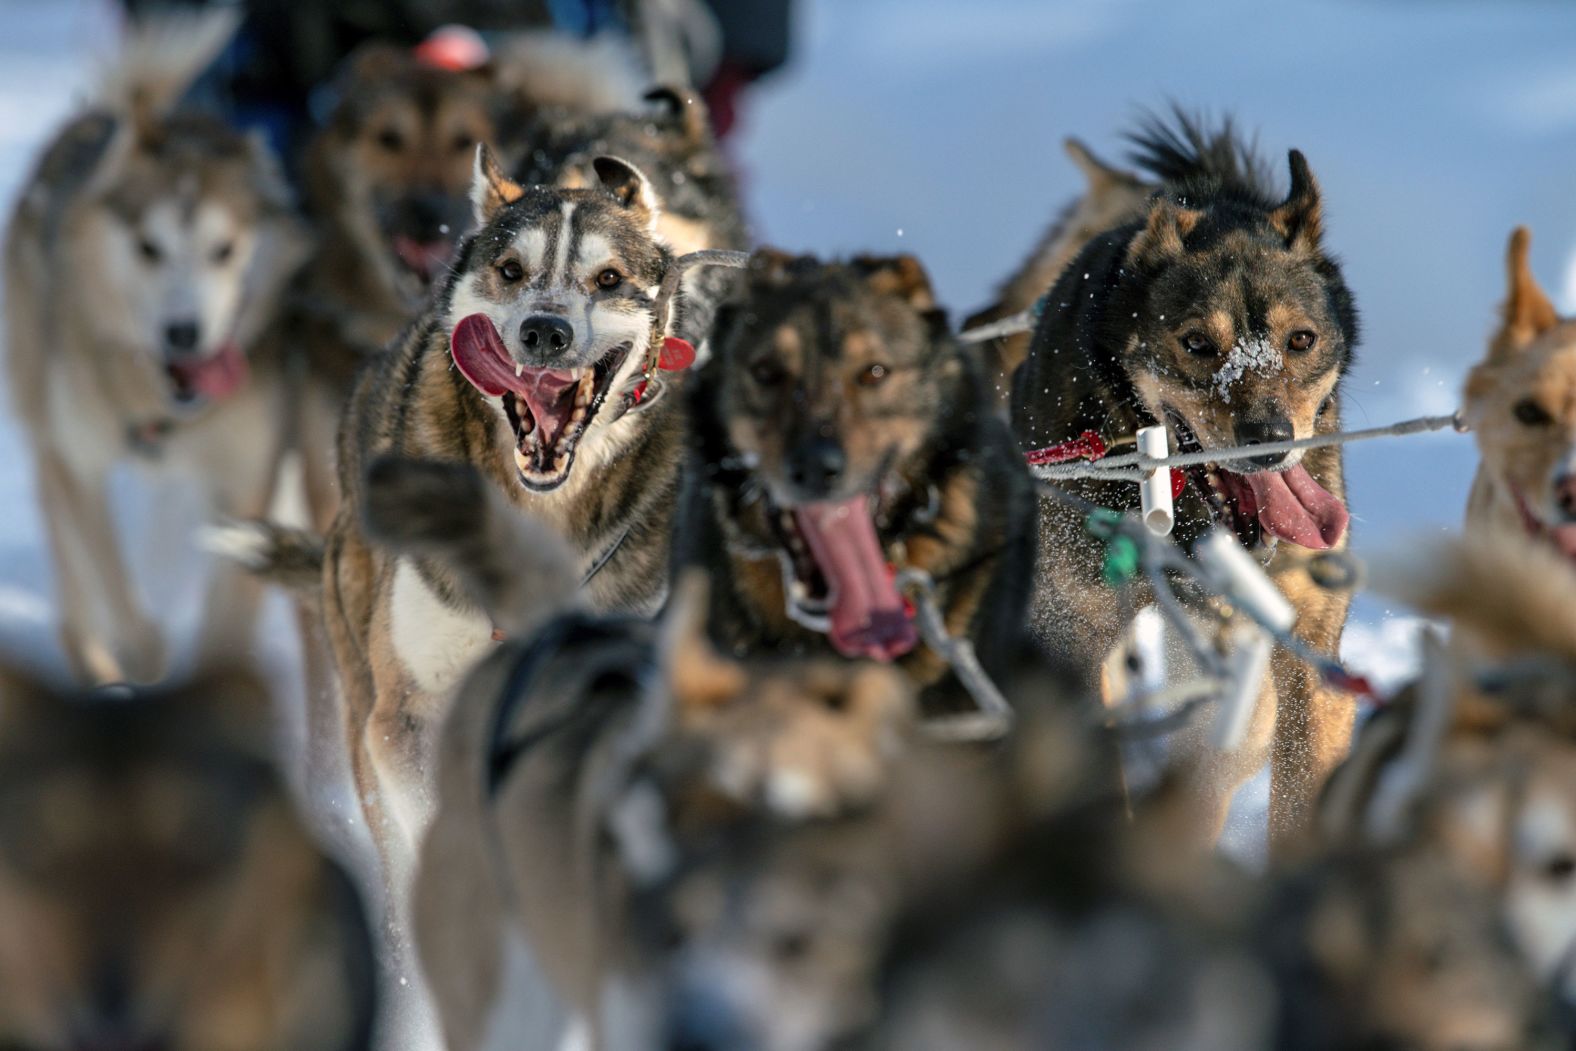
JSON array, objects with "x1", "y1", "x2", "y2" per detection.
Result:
[
  {"x1": 1010, "y1": 113, "x2": 1359, "y2": 839},
  {"x1": 322, "y1": 146, "x2": 684, "y2": 882},
  {"x1": 0, "y1": 668, "x2": 376, "y2": 1051},
  {"x1": 1462, "y1": 227, "x2": 1576, "y2": 565},
  {"x1": 5, "y1": 11, "x2": 308, "y2": 685},
  {"x1": 679, "y1": 250, "x2": 1037, "y2": 711},
  {"x1": 966, "y1": 139, "x2": 1150, "y2": 408}
]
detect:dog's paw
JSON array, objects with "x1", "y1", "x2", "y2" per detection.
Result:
[
  {"x1": 692, "y1": 661, "x2": 915, "y2": 820},
  {"x1": 362, "y1": 457, "x2": 488, "y2": 549}
]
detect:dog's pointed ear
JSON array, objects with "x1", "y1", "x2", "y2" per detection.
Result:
[
  {"x1": 593, "y1": 155, "x2": 661, "y2": 230},
  {"x1": 644, "y1": 85, "x2": 712, "y2": 147},
  {"x1": 1127, "y1": 196, "x2": 1201, "y2": 267},
  {"x1": 1269, "y1": 149, "x2": 1323, "y2": 252},
  {"x1": 1064, "y1": 137, "x2": 1141, "y2": 196},
  {"x1": 1494, "y1": 226, "x2": 1559, "y2": 357},
  {"x1": 471, "y1": 143, "x2": 523, "y2": 226},
  {"x1": 663, "y1": 571, "x2": 746, "y2": 716},
  {"x1": 853, "y1": 254, "x2": 938, "y2": 311}
]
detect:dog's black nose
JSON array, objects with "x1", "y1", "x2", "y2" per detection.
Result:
[
  {"x1": 1556, "y1": 472, "x2": 1576, "y2": 521},
  {"x1": 1235, "y1": 416, "x2": 1295, "y2": 468},
  {"x1": 787, "y1": 437, "x2": 846, "y2": 499},
  {"x1": 164, "y1": 320, "x2": 200, "y2": 355},
  {"x1": 519, "y1": 316, "x2": 574, "y2": 356}
]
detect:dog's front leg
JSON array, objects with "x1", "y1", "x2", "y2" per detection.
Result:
[
  {"x1": 32, "y1": 447, "x2": 165, "y2": 684},
  {"x1": 1267, "y1": 553, "x2": 1355, "y2": 846}
]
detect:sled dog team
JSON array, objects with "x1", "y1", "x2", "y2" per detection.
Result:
[{"x1": 4, "y1": 12, "x2": 1576, "y2": 1051}]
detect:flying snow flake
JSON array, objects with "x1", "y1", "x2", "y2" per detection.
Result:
[{"x1": 1213, "y1": 336, "x2": 1283, "y2": 403}]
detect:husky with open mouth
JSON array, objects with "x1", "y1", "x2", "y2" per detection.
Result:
[
  {"x1": 679, "y1": 250, "x2": 1036, "y2": 710},
  {"x1": 320, "y1": 144, "x2": 683, "y2": 885},
  {"x1": 4, "y1": 11, "x2": 307, "y2": 685},
  {"x1": 1010, "y1": 112, "x2": 1359, "y2": 841}
]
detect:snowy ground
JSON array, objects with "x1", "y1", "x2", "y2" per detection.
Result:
[{"x1": 2, "y1": 0, "x2": 1574, "y2": 846}]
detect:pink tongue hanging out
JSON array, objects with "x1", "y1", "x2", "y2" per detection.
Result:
[
  {"x1": 450, "y1": 314, "x2": 582, "y2": 445},
  {"x1": 167, "y1": 343, "x2": 248, "y2": 401},
  {"x1": 792, "y1": 495, "x2": 918, "y2": 662},
  {"x1": 1229, "y1": 463, "x2": 1349, "y2": 549}
]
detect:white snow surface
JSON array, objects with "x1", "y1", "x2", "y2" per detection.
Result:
[{"x1": 2, "y1": 0, "x2": 1574, "y2": 847}]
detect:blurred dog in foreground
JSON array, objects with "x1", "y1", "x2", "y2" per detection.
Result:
[
  {"x1": 0, "y1": 668, "x2": 376, "y2": 1051},
  {"x1": 4, "y1": 11, "x2": 307, "y2": 684},
  {"x1": 354, "y1": 458, "x2": 926, "y2": 1050},
  {"x1": 1462, "y1": 227, "x2": 1576, "y2": 566},
  {"x1": 1321, "y1": 533, "x2": 1576, "y2": 1020}
]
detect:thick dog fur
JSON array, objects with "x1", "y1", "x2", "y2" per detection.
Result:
[
  {"x1": 1010, "y1": 112, "x2": 1360, "y2": 840},
  {"x1": 4, "y1": 11, "x2": 307, "y2": 684},
  {"x1": 0, "y1": 668, "x2": 376, "y2": 1051},
  {"x1": 321, "y1": 149, "x2": 684, "y2": 886},
  {"x1": 679, "y1": 250, "x2": 1037, "y2": 711},
  {"x1": 1462, "y1": 227, "x2": 1576, "y2": 567},
  {"x1": 965, "y1": 138, "x2": 1150, "y2": 407}
]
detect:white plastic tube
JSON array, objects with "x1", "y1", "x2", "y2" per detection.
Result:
[
  {"x1": 1195, "y1": 529, "x2": 1295, "y2": 633},
  {"x1": 1137, "y1": 425, "x2": 1174, "y2": 536},
  {"x1": 1211, "y1": 622, "x2": 1273, "y2": 752}
]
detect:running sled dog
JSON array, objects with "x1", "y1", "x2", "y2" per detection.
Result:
[
  {"x1": 1011, "y1": 113, "x2": 1359, "y2": 839},
  {"x1": 5, "y1": 13, "x2": 307, "y2": 684},
  {"x1": 322, "y1": 146, "x2": 685, "y2": 879}
]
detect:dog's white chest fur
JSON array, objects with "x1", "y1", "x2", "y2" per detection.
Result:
[{"x1": 389, "y1": 559, "x2": 493, "y2": 697}]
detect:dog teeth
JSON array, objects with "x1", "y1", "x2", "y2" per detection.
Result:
[
  {"x1": 515, "y1": 363, "x2": 524, "y2": 377},
  {"x1": 575, "y1": 371, "x2": 594, "y2": 408}
]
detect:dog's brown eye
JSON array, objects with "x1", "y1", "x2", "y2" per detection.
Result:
[
  {"x1": 1287, "y1": 330, "x2": 1316, "y2": 352},
  {"x1": 210, "y1": 241, "x2": 234, "y2": 265},
  {"x1": 452, "y1": 133, "x2": 474, "y2": 153},
  {"x1": 596, "y1": 268, "x2": 622, "y2": 290},
  {"x1": 1544, "y1": 854, "x2": 1576, "y2": 882},
  {"x1": 1514, "y1": 398, "x2": 1553, "y2": 426},
  {"x1": 138, "y1": 237, "x2": 162, "y2": 263},
  {"x1": 498, "y1": 259, "x2": 524, "y2": 283},
  {"x1": 749, "y1": 357, "x2": 785, "y2": 386},
  {"x1": 857, "y1": 363, "x2": 889, "y2": 388},
  {"x1": 376, "y1": 128, "x2": 404, "y2": 152},
  {"x1": 1180, "y1": 331, "x2": 1215, "y2": 356}
]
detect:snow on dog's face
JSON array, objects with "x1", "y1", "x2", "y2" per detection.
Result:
[
  {"x1": 1122, "y1": 151, "x2": 1357, "y2": 551},
  {"x1": 77, "y1": 116, "x2": 302, "y2": 406},
  {"x1": 447, "y1": 146, "x2": 668, "y2": 492},
  {"x1": 1464, "y1": 228, "x2": 1576, "y2": 564}
]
